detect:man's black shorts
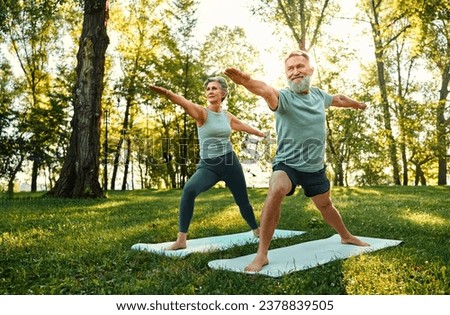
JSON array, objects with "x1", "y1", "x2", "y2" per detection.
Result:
[{"x1": 273, "y1": 163, "x2": 330, "y2": 197}]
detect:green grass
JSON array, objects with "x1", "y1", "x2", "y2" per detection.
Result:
[{"x1": 1, "y1": 186, "x2": 449, "y2": 295}]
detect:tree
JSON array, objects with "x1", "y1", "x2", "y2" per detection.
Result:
[
  {"x1": 0, "y1": 55, "x2": 28, "y2": 196},
  {"x1": 407, "y1": 93, "x2": 435, "y2": 185},
  {"x1": 107, "y1": 0, "x2": 171, "y2": 190},
  {"x1": 139, "y1": 0, "x2": 204, "y2": 189},
  {"x1": 403, "y1": 0, "x2": 449, "y2": 185},
  {"x1": 47, "y1": 0, "x2": 109, "y2": 197},
  {"x1": 359, "y1": 0, "x2": 413, "y2": 185},
  {"x1": 2, "y1": 0, "x2": 67, "y2": 192},
  {"x1": 315, "y1": 43, "x2": 371, "y2": 186},
  {"x1": 0, "y1": 57, "x2": 15, "y2": 170},
  {"x1": 169, "y1": 0, "x2": 199, "y2": 188},
  {"x1": 250, "y1": 0, "x2": 338, "y2": 51},
  {"x1": 0, "y1": 0, "x2": 13, "y2": 33}
]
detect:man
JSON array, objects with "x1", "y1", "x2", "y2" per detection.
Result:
[{"x1": 224, "y1": 50, "x2": 369, "y2": 272}]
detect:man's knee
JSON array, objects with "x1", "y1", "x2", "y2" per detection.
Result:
[
  {"x1": 268, "y1": 172, "x2": 292, "y2": 198},
  {"x1": 268, "y1": 183, "x2": 290, "y2": 199}
]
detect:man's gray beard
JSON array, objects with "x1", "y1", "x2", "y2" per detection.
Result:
[{"x1": 288, "y1": 76, "x2": 311, "y2": 94}]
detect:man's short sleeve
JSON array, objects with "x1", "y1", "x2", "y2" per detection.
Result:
[
  {"x1": 276, "y1": 89, "x2": 291, "y2": 113},
  {"x1": 317, "y1": 88, "x2": 333, "y2": 109}
]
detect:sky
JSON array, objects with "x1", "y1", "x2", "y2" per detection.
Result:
[{"x1": 195, "y1": 0, "x2": 268, "y2": 39}]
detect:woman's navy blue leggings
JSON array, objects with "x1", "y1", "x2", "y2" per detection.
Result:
[{"x1": 178, "y1": 151, "x2": 258, "y2": 233}]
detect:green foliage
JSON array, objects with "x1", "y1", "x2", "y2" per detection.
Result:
[
  {"x1": 1, "y1": 186, "x2": 448, "y2": 294},
  {"x1": 1, "y1": 0, "x2": 72, "y2": 192},
  {"x1": 0, "y1": 55, "x2": 29, "y2": 192}
]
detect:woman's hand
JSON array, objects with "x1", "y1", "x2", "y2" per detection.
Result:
[{"x1": 149, "y1": 85, "x2": 171, "y2": 97}]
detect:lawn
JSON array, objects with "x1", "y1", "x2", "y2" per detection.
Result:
[{"x1": 0, "y1": 186, "x2": 449, "y2": 295}]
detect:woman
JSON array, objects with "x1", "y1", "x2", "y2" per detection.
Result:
[{"x1": 149, "y1": 76, "x2": 264, "y2": 250}]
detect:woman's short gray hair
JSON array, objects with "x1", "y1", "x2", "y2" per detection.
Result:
[
  {"x1": 203, "y1": 76, "x2": 229, "y2": 92},
  {"x1": 203, "y1": 76, "x2": 229, "y2": 101}
]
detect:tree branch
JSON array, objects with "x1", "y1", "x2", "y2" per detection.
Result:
[
  {"x1": 277, "y1": 0, "x2": 303, "y2": 49},
  {"x1": 309, "y1": 0, "x2": 331, "y2": 51}
]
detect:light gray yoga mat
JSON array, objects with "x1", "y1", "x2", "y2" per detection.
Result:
[
  {"x1": 131, "y1": 229, "x2": 305, "y2": 258},
  {"x1": 208, "y1": 234, "x2": 403, "y2": 277}
]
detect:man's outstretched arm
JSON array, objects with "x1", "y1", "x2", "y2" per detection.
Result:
[
  {"x1": 331, "y1": 94, "x2": 367, "y2": 110},
  {"x1": 224, "y1": 68, "x2": 279, "y2": 110}
]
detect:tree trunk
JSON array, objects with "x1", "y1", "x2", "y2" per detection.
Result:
[
  {"x1": 31, "y1": 158, "x2": 39, "y2": 192},
  {"x1": 180, "y1": 55, "x2": 190, "y2": 188},
  {"x1": 46, "y1": 0, "x2": 109, "y2": 198},
  {"x1": 375, "y1": 60, "x2": 401, "y2": 185},
  {"x1": 369, "y1": 0, "x2": 401, "y2": 185},
  {"x1": 400, "y1": 142, "x2": 408, "y2": 185},
  {"x1": 6, "y1": 157, "x2": 24, "y2": 198},
  {"x1": 111, "y1": 98, "x2": 131, "y2": 190},
  {"x1": 110, "y1": 137, "x2": 123, "y2": 190},
  {"x1": 437, "y1": 65, "x2": 449, "y2": 185},
  {"x1": 180, "y1": 114, "x2": 187, "y2": 188},
  {"x1": 414, "y1": 163, "x2": 427, "y2": 186},
  {"x1": 164, "y1": 149, "x2": 177, "y2": 189},
  {"x1": 121, "y1": 137, "x2": 131, "y2": 190},
  {"x1": 336, "y1": 162, "x2": 344, "y2": 186}
]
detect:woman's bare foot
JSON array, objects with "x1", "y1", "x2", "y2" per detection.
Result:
[
  {"x1": 166, "y1": 240, "x2": 186, "y2": 250},
  {"x1": 244, "y1": 254, "x2": 269, "y2": 272},
  {"x1": 341, "y1": 235, "x2": 370, "y2": 246},
  {"x1": 166, "y1": 232, "x2": 187, "y2": 250},
  {"x1": 252, "y1": 227, "x2": 260, "y2": 238}
]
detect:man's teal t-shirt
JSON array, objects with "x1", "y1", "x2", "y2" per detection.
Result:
[{"x1": 273, "y1": 87, "x2": 333, "y2": 172}]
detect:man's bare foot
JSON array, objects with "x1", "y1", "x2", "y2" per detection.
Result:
[
  {"x1": 244, "y1": 254, "x2": 269, "y2": 272},
  {"x1": 252, "y1": 228, "x2": 260, "y2": 238},
  {"x1": 166, "y1": 240, "x2": 186, "y2": 250},
  {"x1": 341, "y1": 235, "x2": 370, "y2": 246}
]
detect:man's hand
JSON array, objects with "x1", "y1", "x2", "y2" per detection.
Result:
[
  {"x1": 358, "y1": 102, "x2": 368, "y2": 110},
  {"x1": 225, "y1": 68, "x2": 280, "y2": 110},
  {"x1": 224, "y1": 68, "x2": 251, "y2": 85}
]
